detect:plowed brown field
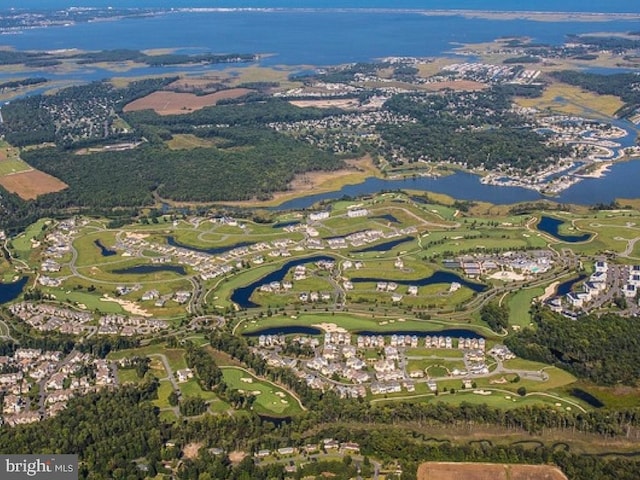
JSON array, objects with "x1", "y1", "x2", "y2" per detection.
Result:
[
  {"x1": 0, "y1": 170, "x2": 68, "y2": 199},
  {"x1": 123, "y1": 88, "x2": 252, "y2": 115},
  {"x1": 417, "y1": 462, "x2": 568, "y2": 480}
]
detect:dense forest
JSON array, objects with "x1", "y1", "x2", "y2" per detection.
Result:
[
  {"x1": 505, "y1": 306, "x2": 640, "y2": 385},
  {"x1": 552, "y1": 71, "x2": 640, "y2": 118},
  {"x1": 0, "y1": 85, "x2": 346, "y2": 231},
  {"x1": 379, "y1": 88, "x2": 570, "y2": 171}
]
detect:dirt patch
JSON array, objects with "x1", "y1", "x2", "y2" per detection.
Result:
[
  {"x1": 228, "y1": 451, "x2": 247, "y2": 464},
  {"x1": 0, "y1": 170, "x2": 67, "y2": 199},
  {"x1": 417, "y1": 462, "x2": 568, "y2": 480},
  {"x1": 123, "y1": 88, "x2": 253, "y2": 115},
  {"x1": 182, "y1": 442, "x2": 202, "y2": 460},
  {"x1": 424, "y1": 80, "x2": 488, "y2": 91}
]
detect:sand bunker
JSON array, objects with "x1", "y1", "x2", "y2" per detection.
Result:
[
  {"x1": 312, "y1": 322, "x2": 348, "y2": 333},
  {"x1": 100, "y1": 295, "x2": 152, "y2": 317}
]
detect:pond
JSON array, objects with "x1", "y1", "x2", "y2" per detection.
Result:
[
  {"x1": 555, "y1": 274, "x2": 588, "y2": 296},
  {"x1": 231, "y1": 255, "x2": 334, "y2": 308},
  {"x1": 0, "y1": 277, "x2": 28, "y2": 304},
  {"x1": 94, "y1": 239, "x2": 117, "y2": 257},
  {"x1": 351, "y1": 270, "x2": 487, "y2": 292},
  {"x1": 111, "y1": 265, "x2": 187, "y2": 275},
  {"x1": 352, "y1": 236, "x2": 414, "y2": 253},
  {"x1": 536, "y1": 216, "x2": 591, "y2": 243}
]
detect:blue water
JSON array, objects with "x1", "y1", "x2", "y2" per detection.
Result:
[
  {"x1": 243, "y1": 325, "x2": 323, "y2": 336},
  {"x1": 371, "y1": 214, "x2": 400, "y2": 224},
  {"x1": 111, "y1": 264, "x2": 186, "y2": 275},
  {"x1": 537, "y1": 216, "x2": 591, "y2": 242},
  {"x1": 0, "y1": 9, "x2": 636, "y2": 72},
  {"x1": 272, "y1": 220, "x2": 300, "y2": 229},
  {"x1": 167, "y1": 236, "x2": 254, "y2": 255},
  {"x1": 0, "y1": 276, "x2": 28, "y2": 304},
  {"x1": 243, "y1": 325, "x2": 485, "y2": 338},
  {"x1": 352, "y1": 236, "x2": 414, "y2": 253},
  {"x1": 94, "y1": 239, "x2": 116, "y2": 257},
  {"x1": 274, "y1": 174, "x2": 543, "y2": 210},
  {"x1": 7, "y1": 1, "x2": 638, "y2": 13},
  {"x1": 555, "y1": 274, "x2": 588, "y2": 296},
  {"x1": 231, "y1": 255, "x2": 334, "y2": 308},
  {"x1": 351, "y1": 270, "x2": 487, "y2": 292}
]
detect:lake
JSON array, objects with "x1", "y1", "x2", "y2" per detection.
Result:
[
  {"x1": 351, "y1": 270, "x2": 487, "y2": 292},
  {"x1": 537, "y1": 216, "x2": 591, "y2": 243},
  {"x1": 0, "y1": 277, "x2": 28, "y2": 304},
  {"x1": 231, "y1": 255, "x2": 334, "y2": 308},
  {"x1": 111, "y1": 264, "x2": 187, "y2": 275}
]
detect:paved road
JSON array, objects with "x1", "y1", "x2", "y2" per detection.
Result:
[{"x1": 149, "y1": 353, "x2": 181, "y2": 418}]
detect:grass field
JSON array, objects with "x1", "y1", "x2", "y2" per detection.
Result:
[
  {"x1": 166, "y1": 134, "x2": 220, "y2": 150},
  {"x1": 220, "y1": 367, "x2": 302, "y2": 416},
  {"x1": 153, "y1": 379, "x2": 175, "y2": 409},
  {"x1": 515, "y1": 81, "x2": 624, "y2": 118}
]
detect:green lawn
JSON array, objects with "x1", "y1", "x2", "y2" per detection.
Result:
[
  {"x1": 117, "y1": 368, "x2": 142, "y2": 385},
  {"x1": 153, "y1": 380, "x2": 175, "y2": 409},
  {"x1": 179, "y1": 378, "x2": 220, "y2": 401}
]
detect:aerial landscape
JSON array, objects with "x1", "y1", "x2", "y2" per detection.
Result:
[{"x1": 0, "y1": 1, "x2": 640, "y2": 479}]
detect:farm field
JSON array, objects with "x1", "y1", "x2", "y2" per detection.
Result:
[
  {"x1": 0, "y1": 169, "x2": 68, "y2": 199},
  {"x1": 123, "y1": 88, "x2": 252, "y2": 115},
  {"x1": 417, "y1": 462, "x2": 567, "y2": 480}
]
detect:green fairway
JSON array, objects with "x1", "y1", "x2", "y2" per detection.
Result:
[
  {"x1": 221, "y1": 367, "x2": 303, "y2": 416},
  {"x1": 507, "y1": 286, "x2": 545, "y2": 328},
  {"x1": 42, "y1": 289, "x2": 125, "y2": 314},
  {"x1": 11, "y1": 218, "x2": 50, "y2": 258},
  {"x1": 238, "y1": 312, "x2": 490, "y2": 336}
]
